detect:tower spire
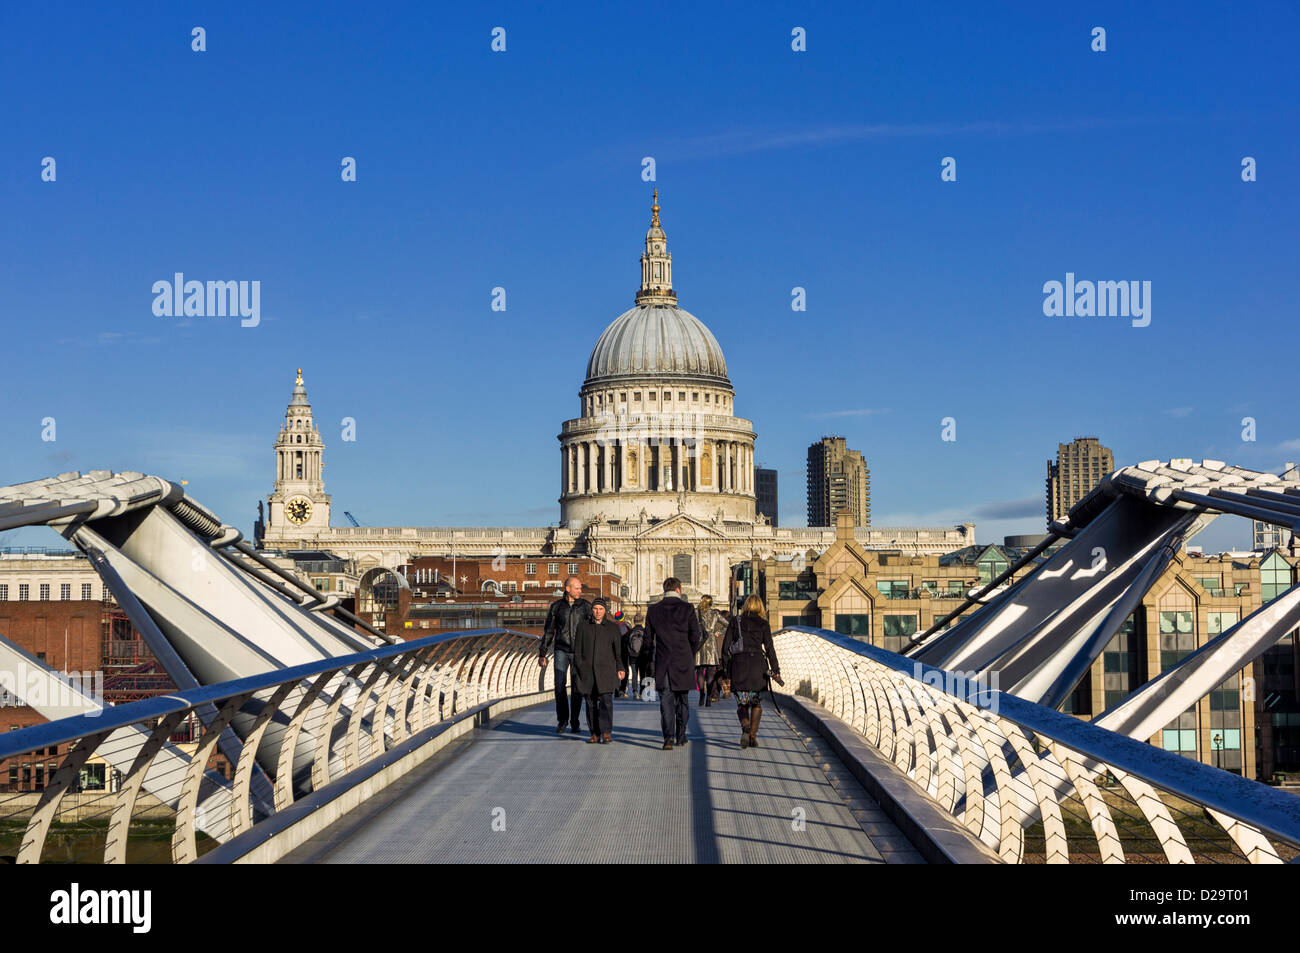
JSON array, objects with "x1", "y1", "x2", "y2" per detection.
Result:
[{"x1": 636, "y1": 189, "x2": 676, "y2": 305}]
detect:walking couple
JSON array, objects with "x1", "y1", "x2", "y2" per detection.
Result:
[
  {"x1": 538, "y1": 576, "x2": 625, "y2": 743},
  {"x1": 646, "y1": 579, "x2": 782, "y2": 750}
]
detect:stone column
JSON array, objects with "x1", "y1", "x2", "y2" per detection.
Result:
[
  {"x1": 692, "y1": 443, "x2": 700, "y2": 492},
  {"x1": 578, "y1": 443, "x2": 586, "y2": 494},
  {"x1": 604, "y1": 443, "x2": 614, "y2": 492}
]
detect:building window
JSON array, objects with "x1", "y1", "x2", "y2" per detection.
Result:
[
  {"x1": 81, "y1": 584, "x2": 92, "y2": 600},
  {"x1": 834, "y1": 614, "x2": 870, "y2": 639},
  {"x1": 547, "y1": 562, "x2": 559, "y2": 575},
  {"x1": 1207, "y1": 611, "x2": 1238, "y2": 637},
  {"x1": 1102, "y1": 615, "x2": 1139, "y2": 709},
  {"x1": 876, "y1": 579, "x2": 911, "y2": 599},
  {"x1": 1159, "y1": 610, "x2": 1195, "y2": 670},
  {"x1": 1261, "y1": 552, "x2": 1292, "y2": 603},
  {"x1": 882, "y1": 614, "x2": 917, "y2": 653},
  {"x1": 567, "y1": 563, "x2": 579, "y2": 575},
  {"x1": 0, "y1": 584, "x2": 7, "y2": 601},
  {"x1": 59, "y1": 583, "x2": 70, "y2": 601},
  {"x1": 678, "y1": 391, "x2": 685, "y2": 401},
  {"x1": 19, "y1": 584, "x2": 30, "y2": 601},
  {"x1": 525, "y1": 563, "x2": 536, "y2": 575},
  {"x1": 508, "y1": 581, "x2": 517, "y2": 592},
  {"x1": 634, "y1": 392, "x2": 641, "y2": 401},
  {"x1": 778, "y1": 578, "x2": 818, "y2": 600},
  {"x1": 39, "y1": 584, "x2": 50, "y2": 601},
  {"x1": 672, "y1": 554, "x2": 692, "y2": 584},
  {"x1": 976, "y1": 551, "x2": 1010, "y2": 585},
  {"x1": 648, "y1": 393, "x2": 655, "y2": 401},
  {"x1": 663, "y1": 391, "x2": 671, "y2": 401}
]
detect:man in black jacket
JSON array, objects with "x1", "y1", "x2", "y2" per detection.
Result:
[
  {"x1": 539, "y1": 575, "x2": 592, "y2": 733},
  {"x1": 645, "y1": 577, "x2": 702, "y2": 750}
]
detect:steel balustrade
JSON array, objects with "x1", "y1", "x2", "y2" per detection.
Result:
[
  {"x1": 0, "y1": 628, "x2": 546, "y2": 864},
  {"x1": 773, "y1": 626, "x2": 1300, "y2": 864}
]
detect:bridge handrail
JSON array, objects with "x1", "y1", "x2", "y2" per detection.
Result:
[
  {"x1": 0, "y1": 628, "x2": 536, "y2": 761},
  {"x1": 0, "y1": 628, "x2": 547, "y2": 863},
  {"x1": 775, "y1": 625, "x2": 1300, "y2": 862}
]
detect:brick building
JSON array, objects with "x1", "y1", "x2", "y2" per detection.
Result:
[{"x1": 354, "y1": 554, "x2": 623, "y2": 637}]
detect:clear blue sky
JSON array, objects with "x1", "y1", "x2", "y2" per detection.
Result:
[{"x1": 2, "y1": 2, "x2": 1297, "y2": 552}]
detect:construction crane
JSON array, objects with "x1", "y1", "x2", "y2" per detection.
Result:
[{"x1": 343, "y1": 511, "x2": 361, "y2": 527}]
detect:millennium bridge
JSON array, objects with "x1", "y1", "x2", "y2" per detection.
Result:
[{"x1": 2, "y1": 463, "x2": 1300, "y2": 864}]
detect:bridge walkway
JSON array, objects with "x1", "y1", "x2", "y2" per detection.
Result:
[{"x1": 280, "y1": 692, "x2": 925, "y2": 864}]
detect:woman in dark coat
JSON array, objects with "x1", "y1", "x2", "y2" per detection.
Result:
[
  {"x1": 573, "y1": 597, "x2": 626, "y2": 743},
  {"x1": 721, "y1": 594, "x2": 783, "y2": 749}
]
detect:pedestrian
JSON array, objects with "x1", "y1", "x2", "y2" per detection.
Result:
[
  {"x1": 721, "y1": 594, "x2": 783, "y2": 749},
  {"x1": 538, "y1": 575, "x2": 593, "y2": 734},
  {"x1": 574, "y1": 597, "x2": 625, "y2": 743},
  {"x1": 645, "y1": 577, "x2": 702, "y2": 750},
  {"x1": 694, "y1": 595, "x2": 725, "y2": 707},
  {"x1": 715, "y1": 610, "x2": 733, "y2": 699},
  {"x1": 625, "y1": 614, "x2": 648, "y2": 699},
  {"x1": 613, "y1": 609, "x2": 631, "y2": 697}
]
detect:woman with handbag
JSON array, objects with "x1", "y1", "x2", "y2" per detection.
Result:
[{"x1": 721, "y1": 594, "x2": 783, "y2": 748}]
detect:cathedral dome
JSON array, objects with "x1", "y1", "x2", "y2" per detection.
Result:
[
  {"x1": 583, "y1": 189, "x2": 730, "y2": 389},
  {"x1": 585, "y1": 303, "x2": 730, "y2": 387}
]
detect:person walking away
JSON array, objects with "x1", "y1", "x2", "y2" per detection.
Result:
[
  {"x1": 721, "y1": 594, "x2": 783, "y2": 749},
  {"x1": 613, "y1": 609, "x2": 631, "y2": 697},
  {"x1": 694, "y1": 595, "x2": 724, "y2": 707},
  {"x1": 625, "y1": 614, "x2": 648, "y2": 699},
  {"x1": 645, "y1": 577, "x2": 702, "y2": 750},
  {"x1": 538, "y1": 576, "x2": 593, "y2": 734},
  {"x1": 715, "y1": 611, "x2": 734, "y2": 699},
  {"x1": 573, "y1": 598, "x2": 625, "y2": 743}
]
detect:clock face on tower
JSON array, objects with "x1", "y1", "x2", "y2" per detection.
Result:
[{"x1": 285, "y1": 497, "x2": 313, "y2": 525}]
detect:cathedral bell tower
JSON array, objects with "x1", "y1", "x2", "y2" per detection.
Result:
[
  {"x1": 637, "y1": 188, "x2": 676, "y2": 305},
  {"x1": 265, "y1": 368, "x2": 331, "y2": 542}
]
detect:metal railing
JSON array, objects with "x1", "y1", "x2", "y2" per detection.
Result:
[
  {"x1": 0, "y1": 628, "x2": 546, "y2": 864},
  {"x1": 773, "y1": 626, "x2": 1300, "y2": 864}
]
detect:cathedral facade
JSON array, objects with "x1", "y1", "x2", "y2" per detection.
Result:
[{"x1": 257, "y1": 195, "x2": 975, "y2": 611}]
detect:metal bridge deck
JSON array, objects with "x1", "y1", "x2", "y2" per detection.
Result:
[{"x1": 281, "y1": 695, "x2": 924, "y2": 864}]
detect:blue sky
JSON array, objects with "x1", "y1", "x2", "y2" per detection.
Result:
[{"x1": 2, "y1": 2, "x2": 1297, "y2": 552}]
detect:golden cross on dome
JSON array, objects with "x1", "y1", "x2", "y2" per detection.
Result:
[
  {"x1": 651, "y1": 188, "x2": 660, "y2": 227},
  {"x1": 296, "y1": 368, "x2": 303, "y2": 385}
]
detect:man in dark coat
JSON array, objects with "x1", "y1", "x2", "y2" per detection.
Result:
[
  {"x1": 573, "y1": 597, "x2": 626, "y2": 743},
  {"x1": 645, "y1": 577, "x2": 702, "y2": 750},
  {"x1": 538, "y1": 575, "x2": 592, "y2": 733}
]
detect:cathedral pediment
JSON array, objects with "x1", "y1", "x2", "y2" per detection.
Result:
[{"x1": 635, "y1": 512, "x2": 731, "y2": 541}]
